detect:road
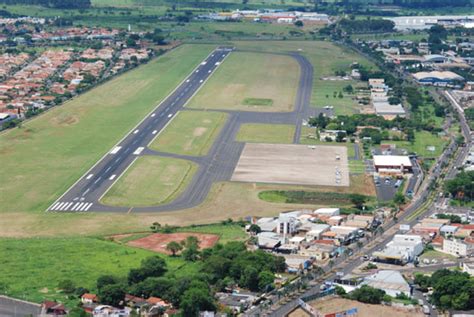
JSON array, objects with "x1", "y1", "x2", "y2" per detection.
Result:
[
  {"x1": 0, "y1": 296, "x2": 41, "y2": 317},
  {"x1": 48, "y1": 48, "x2": 315, "y2": 213}
]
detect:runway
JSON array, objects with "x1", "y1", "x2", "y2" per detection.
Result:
[{"x1": 48, "y1": 47, "x2": 314, "y2": 213}]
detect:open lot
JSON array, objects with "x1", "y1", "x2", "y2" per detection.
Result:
[
  {"x1": 149, "y1": 110, "x2": 227, "y2": 156},
  {"x1": 392, "y1": 131, "x2": 448, "y2": 158},
  {"x1": 232, "y1": 143, "x2": 349, "y2": 186},
  {"x1": 289, "y1": 297, "x2": 423, "y2": 317},
  {"x1": 236, "y1": 123, "x2": 295, "y2": 144},
  {"x1": 101, "y1": 156, "x2": 197, "y2": 207},
  {"x1": 0, "y1": 44, "x2": 214, "y2": 214},
  {"x1": 126, "y1": 232, "x2": 220, "y2": 254},
  {"x1": 188, "y1": 51, "x2": 299, "y2": 112}
]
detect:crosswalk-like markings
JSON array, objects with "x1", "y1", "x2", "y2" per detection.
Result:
[{"x1": 50, "y1": 201, "x2": 94, "y2": 212}]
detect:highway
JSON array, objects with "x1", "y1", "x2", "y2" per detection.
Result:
[{"x1": 48, "y1": 48, "x2": 315, "y2": 213}]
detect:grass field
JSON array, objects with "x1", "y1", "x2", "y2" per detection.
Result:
[
  {"x1": 392, "y1": 131, "x2": 448, "y2": 158},
  {"x1": 231, "y1": 41, "x2": 377, "y2": 115},
  {"x1": 0, "y1": 237, "x2": 197, "y2": 306},
  {"x1": 101, "y1": 156, "x2": 197, "y2": 207},
  {"x1": 300, "y1": 126, "x2": 357, "y2": 158},
  {"x1": 176, "y1": 224, "x2": 247, "y2": 245},
  {"x1": 236, "y1": 123, "x2": 295, "y2": 144},
  {"x1": 150, "y1": 110, "x2": 227, "y2": 156},
  {"x1": 188, "y1": 51, "x2": 299, "y2": 112},
  {"x1": 0, "y1": 44, "x2": 214, "y2": 214}
]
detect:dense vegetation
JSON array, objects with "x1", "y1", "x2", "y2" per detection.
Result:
[
  {"x1": 0, "y1": 0, "x2": 91, "y2": 8},
  {"x1": 94, "y1": 241, "x2": 285, "y2": 316},
  {"x1": 415, "y1": 269, "x2": 474, "y2": 310},
  {"x1": 444, "y1": 171, "x2": 474, "y2": 202}
]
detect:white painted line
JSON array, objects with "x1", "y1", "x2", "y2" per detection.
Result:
[
  {"x1": 58, "y1": 203, "x2": 68, "y2": 211},
  {"x1": 86, "y1": 174, "x2": 94, "y2": 180},
  {"x1": 152, "y1": 130, "x2": 158, "y2": 135},
  {"x1": 63, "y1": 202, "x2": 74, "y2": 211},
  {"x1": 132, "y1": 140, "x2": 138, "y2": 145},
  {"x1": 46, "y1": 48, "x2": 220, "y2": 212},
  {"x1": 168, "y1": 114, "x2": 173, "y2": 118},
  {"x1": 109, "y1": 174, "x2": 116, "y2": 180},
  {"x1": 133, "y1": 147, "x2": 144, "y2": 155},
  {"x1": 82, "y1": 188, "x2": 90, "y2": 196},
  {"x1": 105, "y1": 166, "x2": 112, "y2": 173},
  {"x1": 151, "y1": 113, "x2": 156, "y2": 117},
  {"x1": 84, "y1": 203, "x2": 93, "y2": 211},
  {"x1": 94, "y1": 177, "x2": 101, "y2": 184},
  {"x1": 199, "y1": 79, "x2": 203, "y2": 83},
  {"x1": 115, "y1": 157, "x2": 121, "y2": 163},
  {"x1": 71, "y1": 202, "x2": 81, "y2": 211},
  {"x1": 186, "y1": 79, "x2": 190, "y2": 83},
  {"x1": 215, "y1": 62, "x2": 221, "y2": 65},
  {"x1": 133, "y1": 129, "x2": 139, "y2": 134},
  {"x1": 56, "y1": 202, "x2": 66, "y2": 210},
  {"x1": 196, "y1": 70, "x2": 199, "y2": 73},
  {"x1": 51, "y1": 202, "x2": 61, "y2": 210},
  {"x1": 201, "y1": 61, "x2": 207, "y2": 65},
  {"x1": 76, "y1": 202, "x2": 86, "y2": 211},
  {"x1": 110, "y1": 146, "x2": 122, "y2": 154},
  {"x1": 208, "y1": 70, "x2": 211, "y2": 73}
]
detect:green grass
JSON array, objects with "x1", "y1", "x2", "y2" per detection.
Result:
[
  {"x1": 420, "y1": 250, "x2": 457, "y2": 261},
  {"x1": 177, "y1": 224, "x2": 247, "y2": 245},
  {"x1": 236, "y1": 123, "x2": 295, "y2": 144},
  {"x1": 188, "y1": 51, "x2": 299, "y2": 112},
  {"x1": 0, "y1": 44, "x2": 214, "y2": 214},
  {"x1": 349, "y1": 160, "x2": 366, "y2": 174},
  {"x1": 243, "y1": 98, "x2": 274, "y2": 106},
  {"x1": 101, "y1": 156, "x2": 198, "y2": 207},
  {"x1": 392, "y1": 131, "x2": 448, "y2": 158},
  {"x1": 0, "y1": 237, "x2": 196, "y2": 306},
  {"x1": 149, "y1": 110, "x2": 227, "y2": 156},
  {"x1": 258, "y1": 190, "x2": 375, "y2": 206}
]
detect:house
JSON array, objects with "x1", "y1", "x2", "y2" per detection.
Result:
[
  {"x1": 81, "y1": 293, "x2": 98, "y2": 304},
  {"x1": 146, "y1": 297, "x2": 170, "y2": 308},
  {"x1": 304, "y1": 224, "x2": 330, "y2": 241},
  {"x1": 363, "y1": 270, "x2": 411, "y2": 298},
  {"x1": 41, "y1": 301, "x2": 67, "y2": 316},
  {"x1": 456, "y1": 224, "x2": 474, "y2": 238},
  {"x1": 93, "y1": 305, "x2": 131, "y2": 317},
  {"x1": 299, "y1": 240, "x2": 336, "y2": 260}
]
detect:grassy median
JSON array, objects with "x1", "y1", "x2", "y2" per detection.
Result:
[{"x1": 236, "y1": 123, "x2": 296, "y2": 144}]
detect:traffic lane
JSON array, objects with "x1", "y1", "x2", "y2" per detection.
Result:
[{"x1": 56, "y1": 50, "x2": 228, "y2": 204}]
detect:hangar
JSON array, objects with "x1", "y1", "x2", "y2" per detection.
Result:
[{"x1": 373, "y1": 155, "x2": 412, "y2": 174}]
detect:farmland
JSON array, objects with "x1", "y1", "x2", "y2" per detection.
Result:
[
  {"x1": 101, "y1": 156, "x2": 198, "y2": 207},
  {"x1": 149, "y1": 110, "x2": 227, "y2": 156},
  {"x1": 188, "y1": 51, "x2": 299, "y2": 112}
]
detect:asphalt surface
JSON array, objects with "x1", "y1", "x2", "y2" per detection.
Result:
[
  {"x1": 0, "y1": 296, "x2": 41, "y2": 317},
  {"x1": 48, "y1": 48, "x2": 315, "y2": 213}
]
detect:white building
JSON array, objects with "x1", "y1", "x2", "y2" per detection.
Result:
[
  {"x1": 257, "y1": 232, "x2": 283, "y2": 249},
  {"x1": 373, "y1": 155, "x2": 413, "y2": 174},
  {"x1": 373, "y1": 234, "x2": 423, "y2": 264},
  {"x1": 443, "y1": 238, "x2": 474, "y2": 257},
  {"x1": 363, "y1": 270, "x2": 411, "y2": 298},
  {"x1": 313, "y1": 208, "x2": 340, "y2": 217}
]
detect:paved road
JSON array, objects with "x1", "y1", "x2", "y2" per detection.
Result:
[
  {"x1": 48, "y1": 48, "x2": 315, "y2": 213},
  {"x1": 0, "y1": 296, "x2": 41, "y2": 317}
]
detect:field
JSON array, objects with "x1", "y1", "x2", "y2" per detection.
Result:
[
  {"x1": 149, "y1": 110, "x2": 227, "y2": 156},
  {"x1": 0, "y1": 44, "x2": 213, "y2": 214},
  {"x1": 232, "y1": 143, "x2": 349, "y2": 186},
  {"x1": 127, "y1": 232, "x2": 220, "y2": 254},
  {"x1": 392, "y1": 131, "x2": 448, "y2": 158},
  {"x1": 0, "y1": 237, "x2": 196, "y2": 305},
  {"x1": 176, "y1": 224, "x2": 247, "y2": 244},
  {"x1": 236, "y1": 123, "x2": 296, "y2": 144},
  {"x1": 289, "y1": 297, "x2": 423, "y2": 317},
  {"x1": 188, "y1": 51, "x2": 299, "y2": 112},
  {"x1": 300, "y1": 126, "x2": 357, "y2": 158},
  {"x1": 101, "y1": 156, "x2": 197, "y2": 207},
  {"x1": 230, "y1": 41, "x2": 377, "y2": 115}
]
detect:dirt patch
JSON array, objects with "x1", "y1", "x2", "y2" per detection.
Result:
[
  {"x1": 288, "y1": 296, "x2": 423, "y2": 317},
  {"x1": 193, "y1": 127, "x2": 207, "y2": 137},
  {"x1": 127, "y1": 232, "x2": 220, "y2": 254}
]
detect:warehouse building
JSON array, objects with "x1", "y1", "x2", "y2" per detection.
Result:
[
  {"x1": 413, "y1": 71, "x2": 465, "y2": 86},
  {"x1": 373, "y1": 155, "x2": 413, "y2": 174}
]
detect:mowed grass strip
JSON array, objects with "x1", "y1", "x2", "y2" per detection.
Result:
[
  {"x1": 188, "y1": 51, "x2": 299, "y2": 112},
  {"x1": 150, "y1": 110, "x2": 227, "y2": 156},
  {"x1": 101, "y1": 156, "x2": 197, "y2": 207},
  {"x1": 236, "y1": 123, "x2": 296, "y2": 144},
  {"x1": 0, "y1": 44, "x2": 214, "y2": 213}
]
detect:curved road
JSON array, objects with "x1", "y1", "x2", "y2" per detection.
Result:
[{"x1": 48, "y1": 48, "x2": 314, "y2": 213}]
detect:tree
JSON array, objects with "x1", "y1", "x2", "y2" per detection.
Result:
[
  {"x1": 150, "y1": 222, "x2": 161, "y2": 232},
  {"x1": 350, "y1": 194, "x2": 367, "y2": 210},
  {"x1": 294, "y1": 20, "x2": 303, "y2": 27},
  {"x1": 128, "y1": 256, "x2": 167, "y2": 284},
  {"x1": 348, "y1": 285, "x2": 386, "y2": 304},
  {"x1": 182, "y1": 236, "x2": 200, "y2": 262},
  {"x1": 57, "y1": 279, "x2": 76, "y2": 294},
  {"x1": 249, "y1": 224, "x2": 261, "y2": 234},
  {"x1": 97, "y1": 275, "x2": 119, "y2": 291},
  {"x1": 99, "y1": 284, "x2": 125, "y2": 308},
  {"x1": 180, "y1": 287, "x2": 216, "y2": 316},
  {"x1": 165, "y1": 241, "x2": 183, "y2": 256},
  {"x1": 258, "y1": 271, "x2": 275, "y2": 292},
  {"x1": 393, "y1": 192, "x2": 406, "y2": 206},
  {"x1": 240, "y1": 266, "x2": 259, "y2": 292}
]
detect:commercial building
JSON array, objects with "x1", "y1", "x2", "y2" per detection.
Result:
[
  {"x1": 374, "y1": 102, "x2": 406, "y2": 119},
  {"x1": 373, "y1": 234, "x2": 423, "y2": 265},
  {"x1": 442, "y1": 238, "x2": 474, "y2": 257},
  {"x1": 373, "y1": 155, "x2": 413, "y2": 174},
  {"x1": 386, "y1": 15, "x2": 474, "y2": 31},
  {"x1": 413, "y1": 71, "x2": 465, "y2": 86},
  {"x1": 363, "y1": 270, "x2": 411, "y2": 298}
]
